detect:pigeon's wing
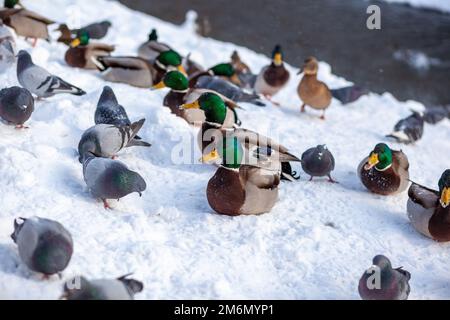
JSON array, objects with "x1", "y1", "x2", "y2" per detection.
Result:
[
  {"x1": 20, "y1": 64, "x2": 53, "y2": 92},
  {"x1": 46, "y1": 76, "x2": 85, "y2": 96}
]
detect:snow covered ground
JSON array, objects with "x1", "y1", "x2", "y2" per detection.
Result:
[
  {"x1": 380, "y1": 0, "x2": 450, "y2": 13},
  {"x1": 0, "y1": 0, "x2": 449, "y2": 300}
]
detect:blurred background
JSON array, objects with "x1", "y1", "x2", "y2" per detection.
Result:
[{"x1": 119, "y1": 0, "x2": 450, "y2": 107}]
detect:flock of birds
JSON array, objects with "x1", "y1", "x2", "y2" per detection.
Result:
[{"x1": 0, "y1": 0, "x2": 449, "y2": 300}]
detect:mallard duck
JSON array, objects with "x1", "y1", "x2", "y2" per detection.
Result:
[
  {"x1": 181, "y1": 92, "x2": 300, "y2": 181},
  {"x1": 254, "y1": 45, "x2": 290, "y2": 104},
  {"x1": 152, "y1": 71, "x2": 240, "y2": 126},
  {"x1": 93, "y1": 50, "x2": 185, "y2": 88},
  {"x1": 230, "y1": 50, "x2": 256, "y2": 90},
  {"x1": 57, "y1": 20, "x2": 112, "y2": 45},
  {"x1": 407, "y1": 170, "x2": 450, "y2": 242},
  {"x1": 65, "y1": 30, "x2": 114, "y2": 70},
  {"x1": 358, "y1": 143, "x2": 409, "y2": 195},
  {"x1": 298, "y1": 56, "x2": 332, "y2": 120},
  {"x1": 0, "y1": 0, "x2": 54, "y2": 46}
]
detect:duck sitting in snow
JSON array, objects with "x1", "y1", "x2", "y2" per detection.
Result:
[
  {"x1": 181, "y1": 92, "x2": 300, "y2": 181},
  {"x1": 0, "y1": 0, "x2": 54, "y2": 46},
  {"x1": 254, "y1": 45, "x2": 290, "y2": 105},
  {"x1": 65, "y1": 30, "x2": 114, "y2": 70},
  {"x1": 358, "y1": 143, "x2": 409, "y2": 195},
  {"x1": 93, "y1": 50, "x2": 186, "y2": 88},
  {"x1": 152, "y1": 70, "x2": 240, "y2": 126},
  {"x1": 407, "y1": 170, "x2": 450, "y2": 242}
]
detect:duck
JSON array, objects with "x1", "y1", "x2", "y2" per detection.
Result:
[
  {"x1": 298, "y1": 56, "x2": 332, "y2": 120},
  {"x1": 357, "y1": 143, "x2": 409, "y2": 195},
  {"x1": 407, "y1": 169, "x2": 450, "y2": 242},
  {"x1": 93, "y1": 50, "x2": 185, "y2": 88},
  {"x1": 181, "y1": 92, "x2": 300, "y2": 181},
  {"x1": 57, "y1": 20, "x2": 112, "y2": 45},
  {"x1": 190, "y1": 62, "x2": 242, "y2": 87},
  {"x1": 0, "y1": 0, "x2": 54, "y2": 46},
  {"x1": 152, "y1": 71, "x2": 240, "y2": 126},
  {"x1": 230, "y1": 50, "x2": 256, "y2": 90},
  {"x1": 64, "y1": 30, "x2": 114, "y2": 70},
  {"x1": 254, "y1": 45, "x2": 290, "y2": 104}
]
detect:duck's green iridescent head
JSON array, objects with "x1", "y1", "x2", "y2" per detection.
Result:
[
  {"x1": 364, "y1": 143, "x2": 393, "y2": 171},
  {"x1": 152, "y1": 71, "x2": 188, "y2": 91},
  {"x1": 156, "y1": 50, "x2": 182, "y2": 68},
  {"x1": 438, "y1": 169, "x2": 450, "y2": 208},
  {"x1": 70, "y1": 30, "x2": 90, "y2": 47},
  {"x1": 148, "y1": 29, "x2": 158, "y2": 41},
  {"x1": 272, "y1": 45, "x2": 283, "y2": 66},
  {"x1": 182, "y1": 92, "x2": 227, "y2": 124},
  {"x1": 4, "y1": 0, "x2": 19, "y2": 8},
  {"x1": 209, "y1": 63, "x2": 235, "y2": 77},
  {"x1": 218, "y1": 136, "x2": 243, "y2": 169}
]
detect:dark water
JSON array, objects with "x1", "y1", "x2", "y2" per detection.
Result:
[{"x1": 120, "y1": 0, "x2": 450, "y2": 106}]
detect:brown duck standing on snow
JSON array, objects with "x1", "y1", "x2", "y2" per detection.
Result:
[
  {"x1": 254, "y1": 45, "x2": 290, "y2": 105},
  {"x1": 298, "y1": 56, "x2": 332, "y2": 120},
  {"x1": 65, "y1": 30, "x2": 114, "y2": 70},
  {"x1": 0, "y1": 0, "x2": 54, "y2": 46},
  {"x1": 407, "y1": 170, "x2": 450, "y2": 242},
  {"x1": 358, "y1": 143, "x2": 409, "y2": 195}
]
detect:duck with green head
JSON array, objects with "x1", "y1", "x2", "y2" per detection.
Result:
[
  {"x1": 407, "y1": 169, "x2": 450, "y2": 242},
  {"x1": 0, "y1": 0, "x2": 54, "y2": 46},
  {"x1": 358, "y1": 143, "x2": 410, "y2": 195},
  {"x1": 65, "y1": 30, "x2": 115, "y2": 70},
  {"x1": 93, "y1": 50, "x2": 185, "y2": 88}
]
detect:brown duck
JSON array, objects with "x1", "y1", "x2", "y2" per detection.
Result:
[
  {"x1": 358, "y1": 143, "x2": 409, "y2": 195},
  {"x1": 407, "y1": 170, "x2": 450, "y2": 242},
  {"x1": 298, "y1": 56, "x2": 332, "y2": 120}
]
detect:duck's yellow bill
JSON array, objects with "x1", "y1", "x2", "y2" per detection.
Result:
[
  {"x1": 274, "y1": 53, "x2": 282, "y2": 65},
  {"x1": 181, "y1": 100, "x2": 200, "y2": 109},
  {"x1": 70, "y1": 38, "x2": 81, "y2": 48},
  {"x1": 201, "y1": 149, "x2": 219, "y2": 163},
  {"x1": 178, "y1": 65, "x2": 187, "y2": 75},
  {"x1": 151, "y1": 81, "x2": 166, "y2": 90},
  {"x1": 364, "y1": 153, "x2": 379, "y2": 170},
  {"x1": 441, "y1": 187, "x2": 450, "y2": 208}
]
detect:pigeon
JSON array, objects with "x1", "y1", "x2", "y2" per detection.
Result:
[
  {"x1": 11, "y1": 217, "x2": 73, "y2": 276},
  {"x1": 0, "y1": 21, "x2": 16, "y2": 72},
  {"x1": 83, "y1": 156, "x2": 146, "y2": 209},
  {"x1": 301, "y1": 144, "x2": 337, "y2": 182},
  {"x1": 62, "y1": 274, "x2": 143, "y2": 300},
  {"x1": 358, "y1": 255, "x2": 411, "y2": 300},
  {"x1": 330, "y1": 85, "x2": 368, "y2": 104},
  {"x1": 423, "y1": 106, "x2": 449, "y2": 124},
  {"x1": 74, "y1": 20, "x2": 112, "y2": 40},
  {"x1": 386, "y1": 111, "x2": 424, "y2": 144},
  {"x1": 17, "y1": 50, "x2": 86, "y2": 98},
  {"x1": 0, "y1": 86, "x2": 34, "y2": 128},
  {"x1": 78, "y1": 119, "x2": 151, "y2": 163}
]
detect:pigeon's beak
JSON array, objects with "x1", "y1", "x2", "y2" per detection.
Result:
[
  {"x1": 364, "y1": 153, "x2": 379, "y2": 170},
  {"x1": 201, "y1": 149, "x2": 219, "y2": 163},
  {"x1": 70, "y1": 38, "x2": 81, "y2": 48},
  {"x1": 151, "y1": 81, "x2": 166, "y2": 90},
  {"x1": 181, "y1": 100, "x2": 200, "y2": 109},
  {"x1": 440, "y1": 187, "x2": 450, "y2": 208}
]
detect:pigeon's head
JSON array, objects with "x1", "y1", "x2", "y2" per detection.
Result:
[
  {"x1": 152, "y1": 71, "x2": 188, "y2": 92},
  {"x1": 271, "y1": 44, "x2": 283, "y2": 66},
  {"x1": 316, "y1": 144, "x2": 327, "y2": 153},
  {"x1": 10, "y1": 217, "x2": 26, "y2": 243},
  {"x1": 438, "y1": 169, "x2": 450, "y2": 208},
  {"x1": 372, "y1": 255, "x2": 392, "y2": 271},
  {"x1": 181, "y1": 92, "x2": 227, "y2": 125},
  {"x1": 148, "y1": 28, "x2": 158, "y2": 41},
  {"x1": 299, "y1": 56, "x2": 319, "y2": 75},
  {"x1": 114, "y1": 170, "x2": 147, "y2": 197},
  {"x1": 98, "y1": 86, "x2": 118, "y2": 106},
  {"x1": 364, "y1": 143, "x2": 393, "y2": 171},
  {"x1": 155, "y1": 50, "x2": 185, "y2": 74},
  {"x1": 70, "y1": 30, "x2": 90, "y2": 48}
]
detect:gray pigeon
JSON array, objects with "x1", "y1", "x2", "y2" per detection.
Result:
[
  {"x1": 358, "y1": 255, "x2": 411, "y2": 300},
  {"x1": 62, "y1": 274, "x2": 143, "y2": 300},
  {"x1": 83, "y1": 156, "x2": 146, "y2": 209},
  {"x1": 0, "y1": 86, "x2": 34, "y2": 127},
  {"x1": 95, "y1": 86, "x2": 131, "y2": 127},
  {"x1": 78, "y1": 119, "x2": 151, "y2": 163},
  {"x1": 423, "y1": 106, "x2": 449, "y2": 124},
  {"x1": 74, "y1": 20, "x2": 112, "y2": 40},
  {"x1": 301, "y1": 144, "x2": 336, "y2": 182},
  {"x1": 386, "y1": 111, "x2": 424, "y2": 144},
  {"x1": 0, "y1": 22, "x2": 16, "y2": 72},
  {"x1": 17, "y1": 50, "x2": 86, "y2": 98},
  {"x1": 11, "y1": 217, "x2": 73, "y2": 276}
]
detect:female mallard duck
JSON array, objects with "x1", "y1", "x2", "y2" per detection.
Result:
[
  {"x1": 0, "y1": 0, "x2": 54, "y2": 46},
  {"x1": 407, "y1": 170, "x2": 450, "y2": 242},
  {"x1": 358, "y1": 143, "x2": 409, "y2": 195},
  {"x1": 152, "y1": 71, "x2": 240, "y2": 126},
  {"x1": 298, "y1": 56, "x2": 332, "y2": 120},
  {"x1": 181, "y1": 92, "x2": 300, "y2": 181},
  {"x1": 65, "y1": 31, "x2": 114, "y2": 70},
  {"x1": 93, "y1": 50, "x2": 185, "y2": 88},
  {"x1": 254, "y1": 45, "x2": 290, "y2": 104},
  {"x1": 207, "y1": 135, "x2": 282, "y2": 216}
]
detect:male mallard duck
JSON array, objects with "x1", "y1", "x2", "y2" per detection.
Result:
[
  {"x1": 407, "y1": 170, "x2": 450, "y2": 242},
  {"x1": 93, "y1": 50, "x2": 185, "y2": 88},
  {"x1": 152, "y1": 71, "x2": 240, "y2": 126},
  {"x1": 254, "y1": 45, "x2": 290, "y2": 104},
  {"x1": 206, "y1": 135, "x2": 283, "y2": 216},
  {"x1": 190, "y1": 62, "x2": 242, "y2": 87},
  {"x1": 298, "y1": 56, "x2": 332, "y2": 120},
  {"x1": 57, "y1": 20, "x2": 112, "y2": 45},
  {"x1": 181, "y1": 92, "x2": 300, "y2": 181},
  {"x1": 65, "y1": 30, "x2": 114, "y2": 70},
  {"x1": 0, "y1": 0, "x2": 54, "y2": 46},
  {"x1": 358, "y1": 143, "x2": 409, "y2": 195}
]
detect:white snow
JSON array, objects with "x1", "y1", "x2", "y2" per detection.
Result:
[
  {"x1": 380, "y1": 0, "x2": 450, "y2": 13},
  {"x1": 0, "y1": 0, "x2": 449, "y2": 300}
]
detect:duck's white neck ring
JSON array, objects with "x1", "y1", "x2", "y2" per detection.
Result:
[{"x1": 374, "y1": 163, "x2": 392, "y2": 172}]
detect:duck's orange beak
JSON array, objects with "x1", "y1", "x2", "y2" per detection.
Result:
[
  {"x1": 273, "y1": 53, "x2": 282, "y2": 66},
  {"x1": 70, "y1": 38, "x2": 81, "y2": 48},
  {"x1": 181, "y1": 100, "x2": 200, "y2": 109},
  {"x1": 151, "y1": 81, "x2": 166, "y2": 90},
  {"x1": 364, "y1": 153, "x2": 379, "y2": 170},
  {"x1": 201, "y1": 149, "x2": 219, "y2": 163},
  {"x1": 440, "y1": 187, "x2": 450, "y2": 208},
  {"x1": 177, "y1": 64, "x2": 187, "y2": 75}
]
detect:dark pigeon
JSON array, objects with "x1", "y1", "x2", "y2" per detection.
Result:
[
  {"x1": 301, "y1": 144, "x2": 336, "y2": 182},
  {"x1": 423, "y1": 106, "x2": 449, "y2": 124},
  {"x1": 331, "y1": 85, "x2": 368, "y2": 104},
  {"x1": 386, "y1": 111, "x2": 424, "y2": 144},
  {"x1": 74, "y1": 20, "x2": 112, "y2": 39},
  {"x1": 0, "y1": 86, "x2": 34, "y2": 126}
]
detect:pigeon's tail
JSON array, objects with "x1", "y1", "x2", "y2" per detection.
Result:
[
  {"x1": 239, "y1": 91, "x2": 266, "y2": 107},
  {"x1": 331, "y1": 85, "x2": 368, "y2": 104},
  {"x1": 395, "y1": 267, "x2": 411, "y2": 281},
  {"x1": 54, "y1": 77, "x2": 86, "y2": 96},
  {"x1": 117, "y1": 274, "x2": 144, "y2": 295},
  {"x1": 127, "y1": 139, "x2": 151, "y2": 148},
  {"x1": 386, "y1": 131, "x2": 411, "y2": 144},
  {"x1": 281, "y1": 162, "x2": 301, "y2": 182}
]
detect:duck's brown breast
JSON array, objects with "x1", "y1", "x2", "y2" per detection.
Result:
[
  {"x1": 429, "y1": 206, "x2": 450, "y2": 242},
  {"x1": 65, "y1": 47, "x2": 87, "y2": 68},
  {"x1": 359, "y1": 165, "x2": 401, "y2": 195},
  {"x1": 298, "y1": 75, "x2": 332, "y2": 109}
]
